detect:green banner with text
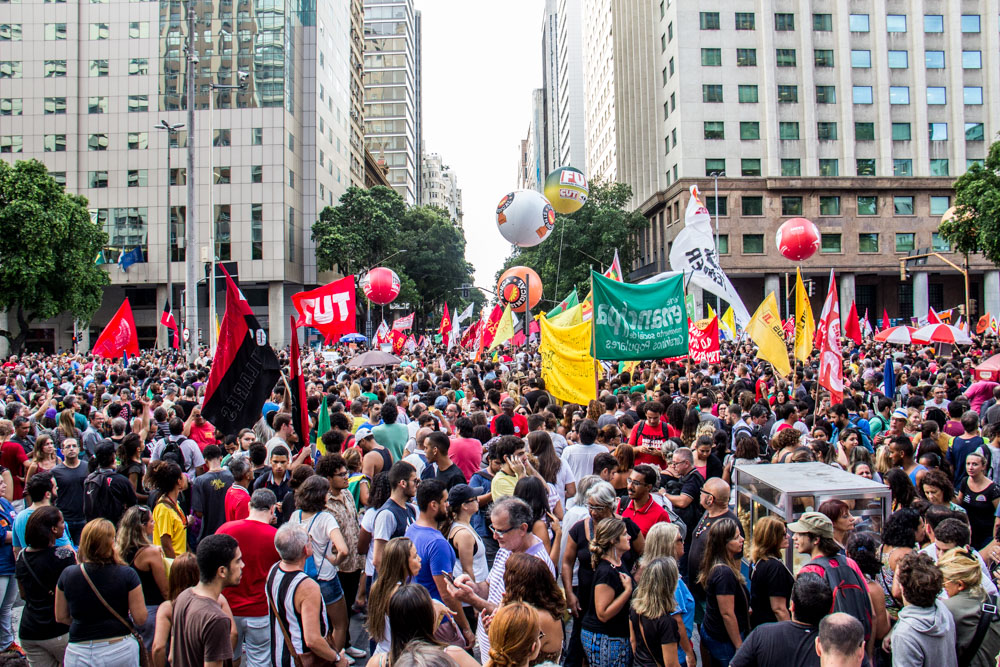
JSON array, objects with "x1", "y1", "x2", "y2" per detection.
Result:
[{"x1": 591, "y1": 271, "x2": 689, "y2": 360}]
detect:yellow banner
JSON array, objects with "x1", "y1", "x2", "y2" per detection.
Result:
[
  {"x1": 746, "y1": 292, "x2": 791, "y2": 376},
  {"x1": 539, "y1": 316, "x2": 597, "y2": 405},
  {"x1": 794, "y1": 268, "x2": 815, "y2": 362},
  {"x1": 548, "y1": 303, "x2": 583, "y2": 327},
  {"x1": 488, "y1": 305, "x2": 514, "y2": 350}
]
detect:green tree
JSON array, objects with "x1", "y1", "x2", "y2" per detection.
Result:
[
  {"x1": 498, "y1": 182, "x2": 647, "y2": 304},
  {"x1": 0, "y1": 159, "x2": 109, "y2": 354},
  {"x1": 939, "y1": 139, "x2": 1000, "y2": 260},
  {"x1": 312, "y1": 185, "x2": 406, "y2": 275}
]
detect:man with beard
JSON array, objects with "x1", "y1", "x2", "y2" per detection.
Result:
[
  {"x1": 12, "y1": 471, "x2": 73, "y2": 556},
  {"x1": 404, "y1": 478, "x2": 475, "y2": 647}
]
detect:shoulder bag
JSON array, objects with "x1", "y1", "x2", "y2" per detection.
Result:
[
  {"x1": 78, "y1": 563, "x2": 151, "y2": 667},
  {"x1": 267, "y1": 585, "x2": 333, "y2": 667}
]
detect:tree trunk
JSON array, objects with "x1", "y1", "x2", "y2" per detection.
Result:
[{"x1": 7, "y1": 304, "x2": 30, "y2": 355}]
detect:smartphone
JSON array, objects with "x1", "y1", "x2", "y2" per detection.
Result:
[{"x1": 441, "y1": 572, "x2": 455, "y2": 585}]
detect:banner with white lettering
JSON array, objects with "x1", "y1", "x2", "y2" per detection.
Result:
[{"x1": 292, "y1": 276, "x2": 357, "y2": 343}]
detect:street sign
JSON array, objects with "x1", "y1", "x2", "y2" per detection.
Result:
[{"x1": 182, "y1": 327, "x2": 190, "y2": 341}]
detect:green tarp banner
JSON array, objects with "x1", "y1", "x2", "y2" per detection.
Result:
[{"x1": 591, "y1": 271, "x2": 689, "y2": 360}]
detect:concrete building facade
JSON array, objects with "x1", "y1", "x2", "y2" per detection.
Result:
[
  {"x1": 420, "y1": 151, "x2": 462, "y2": 226},
  {"x1": 556, "y1": 0, "x2": 586, "y2": 173}
]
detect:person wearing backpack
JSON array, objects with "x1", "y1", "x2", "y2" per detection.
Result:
[
  {"x1": 152, "y1": 418, "x2": 205, "y2": 482},
  {"x1": 787, "y1": 512, "x2": 875, "y2": 658},
  {"x1": 82, "y1": 442, "x2": 137, "y2": 527}
]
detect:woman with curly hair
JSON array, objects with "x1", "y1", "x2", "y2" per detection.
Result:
[
  {"x1": 919, "y1": 467, "x2": 966, "y2": 514},
  {"x1": 147, "y1": 459, "x2": 189, "y2": 557},
  {"x1": 846, "y1": 531, "x2": 891, "y2": 650},
  {"x1": 501, "y1": 552, "x2": 565, "y2": 665},
  {"x1": 486, "y1": 601, "x2": 542, "y2": 667},
  {"x1": 770, "y1": 427, "x2": 804, "y2": 464},
  {"x1": 878, "y1": 508, "x2": 925, "y2": 621}
]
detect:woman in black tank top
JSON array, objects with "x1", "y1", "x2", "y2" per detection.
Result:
[{"x1": 116, "y1": 506, "x2": 169, "y2": 650}]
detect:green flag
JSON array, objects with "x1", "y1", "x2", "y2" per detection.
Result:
[
  {"x1": 316, "y1": 395, "x2": 330, "y2": 452},
  {"x1": 685, "y1": 293, "x2": 696, "y2": 321},
  {"x1": 591, "y1": 270, "x2": 688, "y2": 360},
  {"x1": 546, "y1": 288, "x2": 579, "y2": 320}
]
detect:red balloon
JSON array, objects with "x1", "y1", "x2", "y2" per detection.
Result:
[
  {"x1": 360, "y1": 267, "x2": 401, "y2": 305},
  {"x1": 775, "y1": 218, "x2": 821, "y2": 262}
]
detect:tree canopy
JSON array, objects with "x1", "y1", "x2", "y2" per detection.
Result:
[
  {"x1": 0, "y1": 159, "x2": 109, "y2": 354},
  {"x1": 938, "y1": 139, "x2": 1000, "y2": 261},
  {"x1": 498, "y1": 182, "x2": 647, "y2": 305}
]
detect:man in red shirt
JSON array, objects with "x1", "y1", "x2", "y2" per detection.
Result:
[
  {"x1": 489, "y1": 397, "x2": 528, "y2": 437},
  {"x1": 217, "y1": 487, "x2": 280, "y2": 667},
  {"x1": 185, "y1": 406, "x2": 217, "y2": 451},
  {"x1": 224, "y1": 457, "x2": 253, "y2": 522},
  {"x1": 620, "y1": 464, "x2": 671, "y2": 535},
  {"x1": 629, "y1": 401, "x2": 669, "y2": 469},
  {"x1": 0, "y1": 421, "x2": 28, "y2": 509}
]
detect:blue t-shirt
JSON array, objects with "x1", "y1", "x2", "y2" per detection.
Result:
[
  {"x1": 404, "y1": 523, "x2": 455, "y2": 602},
  {"x1": 0, "y1": 499, "x2": 15, "y2": 576},
  {"x1": 13, "y1": 506, "x2": 73, "y2": 551},
  {"x1": 675, "y1": 577, "x2": 695, "y2": 666}
]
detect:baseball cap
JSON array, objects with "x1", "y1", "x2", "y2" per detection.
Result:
[
  {"x1": 891, "y1": 408, "x2": 908, "y2": 421},
  {"x1": 786, "y1": 512, "x2": 834, "y2": 539},
  {"x1": 355, "y1": 427, "x2": 374, "y2": 442},
  {"x1": 447, "y1": 484, "x2": 483, "y2": 506},
  {"x1": 434, "y1": 396, "x2": 448, "y2": 410}
]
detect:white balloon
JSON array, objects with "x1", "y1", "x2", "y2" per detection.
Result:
[{"x1": 495, "y1": 190, "x2": 556, "y2": 247}]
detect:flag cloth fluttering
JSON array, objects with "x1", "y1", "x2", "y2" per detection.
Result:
[
  {"x1": 546, "y1": 288, "x2": 579, "y2": 320},
  {"x1": 817, "y1": 269, "x2": 844, "y2": 405},
  {"x1": 720, "y1": 306, "x2": 737, "y2": 340},
  {"x1": 845, "y1": 301, "x2": 863, "y2": 345},
  {"x1": 489, "y1": 305, "x2": 515, "y2": 350},
  {"x1": 160, "y1": 300, "x2": 180, "y2": 349},
  {"x1": 539, "y1": 316, "x2": 597, "y2": 405},
  {"x1": 745, "y1": 292, "x2": 791, "y2": 377},
  {"x1": 93, "y1": 299, "x2": 140, "y2": 359},
  {"x1": 315, "y1": 395, "x2": 330, "y2": 455},
  {"x1": 289, "y1": 316, "x2": 310, "y2": 449},
  {"x1": 793, "y1": 268, "x2": 814, "y2": 362}
]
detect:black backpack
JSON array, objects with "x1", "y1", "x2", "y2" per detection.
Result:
[
  {"x1": 83, "y1": 470, "x2": 124, "y2": 523},
  {"x1": 808, "y1": 554, "x2": 873, "y2": 641},
  {"x1": 160, "y1": 436, "x2": 187, "y2": 470}
]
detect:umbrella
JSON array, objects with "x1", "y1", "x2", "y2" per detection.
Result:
[
  {"x1": 883, "y1": 356, "x2": 896, "y2": 400},
  {"x1": 339, "y1": 333, "x2": 367, "y2": 344},
  {"x1": 345, "y1": 350, "x2": 402, "y2": 368},
  {"x1": 874, "y1": 325, "x2": 917, "y2": 344},
  {"x1": 975, "y1": 353, "x2": 1000, "y2": 381},
  {"x1": 911, "y1": 323, "x2": 973, "y2": 345}
]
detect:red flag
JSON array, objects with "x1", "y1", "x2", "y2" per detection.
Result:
[
  {"x1": 289, "y1": 316, "x2": 309, "y2": 447},
  {"x1": 511, "y1": 331, "x2": 526, "y2": 346},
  {"x1": 817, "y1": 270, "x2": 843, "y2": 405},
  {"x1": 438, "y1": 304, "x2": 452, "y2": 347},
  {"x1": 460, "y1": 320, "x2": 481, "y2": 348},
  {"x1": 845, "y1": 301, "x2": 862, "y2": 345},
  {"x1": 476, "y1": 305, "x2": 504, "y2": 361},
  {"x1": 882, "y1": 309, "x2": 891, "y2": 332},
  {"x1": 160, "y1": 300, "x2": 180, "y2": 349},
  {"x1": 688, "y1": 317, "x2": 721, "y2": 363},
  {"x1": 201, "y1": 268, "x2": 281, "y2": 435},
  {"x1": 928, "y1": 307, "x2": 941, "y2": 324},
  {"x1": 392, "y1": 313, "x2": 414, "y2": 331},
  {"x1": 93, "y1": 299, "x2": 140, "y2": 359},
  {"x1": 391, "y1": 329, "x2": 406, "y2": 355},
  {"x1": 292, "y1": 276, "x2": 356, "y2": 343},
  {"x1": 529, "y1": 320, "x2": 540, "y2": 335},
  {"x1": 977, "y1": 314, "x2": 990, "y2": 334}
]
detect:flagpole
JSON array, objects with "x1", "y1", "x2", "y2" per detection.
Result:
[{"x1": 590, "y1": 266, "x2": 599, "y2": 398}]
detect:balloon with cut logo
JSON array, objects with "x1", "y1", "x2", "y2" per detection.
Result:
[
  {"x1": 360, "y1": 267, "x2": 401, "y2": 305},
  {"x1": 496, "y1": 190, "x2": 556, "y2": 247},
  {"x1": 497, "y1": 266, "x2": 542, "y2": 312},
  {"x1": 775, "y1": 218, "x2": 821, "y2": 262},
  {"x1": 543, "y1": 166, "x2": 589, "y2": 214}
]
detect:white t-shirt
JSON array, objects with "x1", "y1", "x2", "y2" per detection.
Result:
[
  {"x1": 288, "y1": 509, "x2": 341, "y2": 580},
  {"x1": 151, "y1": 436, "x2": 205, "y2": 479},
  {"x1": 361, "y1": 509, "x2": 378, "y2": 577},
  {"x1": 561, "y1": 443, "x2": 604, "y2": 482}
]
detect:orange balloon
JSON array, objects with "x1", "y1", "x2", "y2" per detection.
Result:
[{"x1": 497, "y1": 266, "x2": 542, "y2": 313}]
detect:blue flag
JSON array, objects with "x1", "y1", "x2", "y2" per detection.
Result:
[{"x1": 119, "y1": 246, "x2": 144, "y2": 272}]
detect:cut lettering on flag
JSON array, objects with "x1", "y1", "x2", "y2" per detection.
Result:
[
  {"x1": 292, "y1": 276, "x2": 356, "y2": 343},
  {"x1": 793, "y1": 268, "x2": 815, "y2": 362},
  {"x1": 160, "y1": 300, "x2": 180, "y2": 349},
  {"x1": 93, "y1": 299, "x2": 140, "y2": 359},
  {"x1": 689, "y1": 317, "x2": 721, "y2": 364},
  {"x1": 746, "y1": 293, "x2": 791, "y2": 377},
  {"x1": 591, "y1": 270, "x2": 688, "y2": 360},
  {"x1": 817, "y1": 269, "x2": 844, "y2": 405},
  {"x1": 668, "y1": 185, "x2": 751, "y2": 327},
  {"x1": 289, "y1": 316, "x2": 310, "y2": 448},
  {"x1": 202, "y1": 267, "x2": 281, "y2": 435},
  {"x1": 392, "y1": 312, "x2": 415, "y2": 331}
]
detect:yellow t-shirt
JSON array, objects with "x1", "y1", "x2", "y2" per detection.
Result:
[
  {"x1": 491, "y1": 471, "x2": 518, "y2": 501},
  {"x1": 153, "y1": 500, "x2": 188, "y2": 555}
]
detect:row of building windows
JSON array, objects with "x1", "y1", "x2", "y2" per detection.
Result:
[
  {"x1": 0, "y1": 59, "x2": 151, "y2": 78},
  {"x1": 700, "y1": 157, "x2": 975, "y2": 178},
  {"x1": 699, "y1": 83, "x2": 984, "y2": 106},
  {"x1": 0, "y1": 126, "x2": 280, "y2": 152},
  {"x1": 696, "y1": 12, "x2": 981, "y2": 34},
  {"x1": 703, "y1": 194, "x2": 950, "y2": 218},
  {"x1": 698, "y1": 47, "x2": 984, "y2": 70},
  {"x1": 0, "y1": 22, "x2": 150, "y2": 40},
  {"x1": 725, "y1": 232, "x2": 948, "y2": 256},
  {"x1": 75, "y1": 165, "x2": 269, "y2": 188},
  {"x1": 701, "y1": 121, "x2": 984, "y2": 143},
  {"x1": 0, "y1": 96, "x2": 153, "y2": 114}
]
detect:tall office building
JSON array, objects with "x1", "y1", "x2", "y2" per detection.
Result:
[
  {"x1": 556, "y1": 0, "x2": 586, "y2": 173},
  {"x1": 362, "y1": 0, "x2": 420, "y2": 205},
  {"x1": 524, "y1": 88, "x2": 545, "y2": 192},
  {"x1": 420, "y1": 151, "x2": 462, "y2": 226},
  {"x1": 628, "y1": 3, "x2": 1000, "y2": 322},
  {"x1": 0, "y1": 0, "x2": 363, "y2": 353},
  {"x1": 541, "y1": 0, "x2": 559, "y2": 175},
  {"x1": 581, "y1": 0, "x2": 615, "y2": 184}
]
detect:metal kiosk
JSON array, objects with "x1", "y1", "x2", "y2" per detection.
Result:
[{"x1": 733, "y1": 462, "x2": 891, "y2": 573}]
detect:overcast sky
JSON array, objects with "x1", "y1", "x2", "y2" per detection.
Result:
[{"x1": 416, "y1": 0, "x2": 541, "y2": 293}]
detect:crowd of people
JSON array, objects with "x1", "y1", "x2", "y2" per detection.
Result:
[{"x1": 0, "y1": 337, "x2": 998, "y2": 667}]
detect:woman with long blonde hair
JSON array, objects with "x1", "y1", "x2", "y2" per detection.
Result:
[
  {"x1": 630, "y1": 557, "x2": 682, "y2": 667},
  {"x1": 938, "y1": 546, "x2": 1000, "y2": 664},
  {"x1": 365, "y1": 537, "x2": 420, "y2": 655},
  {"x1": 486, "y1": 602, "x2": 541, "y2": 667}
]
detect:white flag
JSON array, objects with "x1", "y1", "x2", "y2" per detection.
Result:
[
  {"x1": 455, "y1": 303, "x2": 474, "y2": 324},
  {"x1": 668, "y1": 185, "x2": 751, "y2": 328}
]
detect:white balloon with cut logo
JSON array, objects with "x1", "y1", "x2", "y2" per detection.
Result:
[{"x1": 495, "y1": 190, "x2": 556, "y2": 247}]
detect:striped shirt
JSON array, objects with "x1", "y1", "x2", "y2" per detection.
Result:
[{"x1": 266, "y1": 564, "x2": 329, "y2": 667}]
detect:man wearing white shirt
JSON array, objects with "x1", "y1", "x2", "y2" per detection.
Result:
[{"x1": 560, "y1": 419, "x2": 603, "y2": 482}]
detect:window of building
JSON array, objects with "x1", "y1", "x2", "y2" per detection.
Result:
[
  {"x1": 964, "y1": 87, "x2": 983, "y2": 105},
  {"x1": 851, "y1": 50, "x2": 871, "y2": 68},
  {"x1": 781, "y1": 159, "x2": 801, "y2": 176},
  {"x1": 288, "y1": 170, "x2": 295, "y2": 188},
  {"x1": 44, "y1": 23, "x2": 66, "y2": 40},
  {"x1": 781, "y1": 196, "x2": 803, "y2": 216},
  {"x1": 215, "y1": 205, "x2": 231, "y2": 261},
  {"x1": 777, "y1": 85, "x2": 798, "y2": 103},
  {"x1": 701, "y1": 48, "x2": 721, "y2": 66},
  {"x1": 742, "y1": 197, "x2": 764, "y2": 216},
  {"x1": 890, "y1": 87, "x2": 910, "y2": 104},
  {"x1": 86, "y1": 96, "x2": 106, "y2": 114},
  {"x1": 89, "y1": 59, "x2": 108, "y2": 77},
  {"x1": 855, "y1": 123, "x2": 875, "y2": 141},
  {"x1": 88, "y1": 134, "x2": 108, "y2": 150},
  {"x1": 929, "y1": 123, "x2": 948, "y2": 141},
  {"x1": 704, "y1": 121, "x2": 724, "y2": 139},
  {"x1": 0, "y1": 62, "x2": 20, "y2": 78},
  {"x1": 43, "y1": 134, "x2": 65, "y2": 152},
  {"x1": 821, "y1": 234, "x2": 842, "y2": 253},
  {"x1": 213, "y1": 129, "x2": 231, "y2": 147},
  {"x1": 42, "y1": 60, "x2": 63, "y2": 77},
  {"x1": 700, "y1": 12, "x2": 719, "y2": 30},
  {"x1": 660, "y1": 34, "x2": 666, "y2": 52},
  {"x1": 0, "y1": 24, "x2": 20, "y2": 40},
  {"x1": 251, "y1": 204, "x2": 263, "y2": 260},
  {"x1": 853, "y1": 86, "x2": 873, "y2": 104},
  {"x1": 814, "y1": 50, "x2": 834, "y2": 67},
  {"x1": 894, "y1": 196, "x2": 914, "y2": 215},
  {"x1": 820, "y1": 197, "x2": 841, "y2": 216},
  {"x1": 736, "y1": 48, "x2": 756, "y2": 66},
  {"x1": 742, "y1": 159, "x2": 762, "y2": 176},
  {"x1": 927, "y1": 87, "x2": 947, "y2": 105},
  {"x1": 925, "y1": 51, "x2": 945, "y2": 68},
  {"x1": 858, "y1": 196, "x2": 878, "y2": 215},
  {"x1": 968, "y1": 159, "x2": 984, "y2": 170},
  {"x1": 888, "y1": 51, "x2": 908, "y2": 68},
  {"x1": 669, "y1": 58, "x2": 674, "y2": 76},
  {"x1": 961, "y1": 15, "x2": 980, "y2": 33},
  {"x1": 924, "y1": 15, "x2": 943, "y2": 32},
  {"x1": 892, "y1": 123, "x2": 911, "y2": 141},
  {"x1": 849, "y1": 14, "x2": 870, "y2": 32},
  {"x1": 128, "y1": 58, "x2": 148, "y2": 75},
  {"x1": 966, "y1": 123, "x2": 985, "y2": 141},
  {"x1": 50, "y1": 173, "x2": 66, "y2": 186},
  {"x1": 738, "y1": 85, "x2": 758, "y2": 103},
  {"x1": 0, "y1": 98, "x2": 21, "y2": 115},
  {"x1": 893, "y1": 159, "x2": 912, "y2": 177},
  {"x1": 251, "y1": 165, "x2": 263, "y2": 183},
  {"x1": 661, "y1": 67, "x2": 667, "y2": 85},
  {"x1": 816, "y1": 86, "x2": 836, "y2": 104},
  {"x1": 705, "y1": 159, "x2": 726, "y2": 176},
  {"x1": 932, "y1": 233, "x2": 951, "y2": 252},
  {"x1": 743, "y1": 234, "x2": 764, "y2": 254},
  {"x1": 287, "y1": 133, "x2": 294, "y2": 151},
  {"x1": 44, "y1": 97, "x2": 66, "y2": 114},
  {"x1": 817, "y1": 122, "x2": 837, "y2": 140},
  {"x1": 962, "y1": 51, "x2": 982, "y2": 69},
  {"x1": 776, "y1": 49, "x2": 796, "y2": 66},
  {"x1": 128, "y1": 95, "x2": 148, "y2": 112},
  {"x1": 251, "y1": 128, "x2": 263, "y2": 145},
  {"x1": 886, "y1": 15, "x2": 906, "y2": 32},
  {"x1": 717, "y1": 235, "x2": 729, "y2": 254},
  {"x1": 859, "y1": 233, "x2": 879, "y2": 253},
  {"x1": 128, "y1": 21, "x2": 148, "y2": 38},
  {"x1": 667, "y1": 22, "x2": 673, "y2": 41},
  {"x1": 930, "y1": 196, "x2": 950, "y2": 215},
  {"x1": 89, "y1": 23, "x2": 108, "y2": 39},
  {"x1": 779, "y1": 122, "x2": 799, "y2": 140},
  {"x1": 169, "y1": 168, "x2": 185, "y2": 185},
  {"x1": 819, "y1": 159, "x2": 839, "y2": 176},
  {"x1": 809, "y1": 12, "x2": 833, "y2": 31},
  {"x1": 740, "y1": 122, "x2": 760, "y2": 140},
  {"x1": 127, "y1": 170, "x2": 147, "y2": 188},
  {"x1": 288, "y1": 208, "x2": 295, "y2": 262},
  {"x1": 2, "y1": 135, "x2": 25, "y2": 152},
  {"x1": 88, "y1": 171, "x2": 108, "y2": 188},
  {"x1": 895, "y1": 233, "x2": 915, "y2": 252},
  {"x1": 703, "y1": 85, "x2": 723, "y2": 102},
  {"x1": 929, "y1": 159, "x2": 949, "y2": 176},
  {"x1": 126, "y1": 132, "x2": 146, "y2": 150},
  {"x1": 213, "y1": 166, "x2": 231, "y2": 184},
  {"x1": 857, "y1": 159, "x2": 876, "y2": 176},
  {"x1": 774, "y1": 13, "x2": 794, "y2": 30},
  {"x1": 735, "y1": 12, "x2": 755, "y2": 30},
  {"x1": 705, "y1": 196, "x2": 727, "y2": 216}
]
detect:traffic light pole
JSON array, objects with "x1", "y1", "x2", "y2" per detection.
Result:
[{"x1": 899, "y1": 251, "x2": 971, "y2": 321}]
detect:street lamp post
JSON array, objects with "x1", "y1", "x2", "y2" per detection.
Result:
[
  {"x1": 184, "y1": 3, "x2": 198, "y2": 361},
  {"x1": 156, "y1": 120, "x2": 184, "y2": 350}
]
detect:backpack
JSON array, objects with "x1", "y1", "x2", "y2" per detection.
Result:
[
  {"x1": 83, "y1": 470, "x2": 124, "y2": 523},
  {"x1": 847, "y1": 415, "x2": 874, "y2": 452},
  {"x1": 160, "y1": 436, "x2": 187, "y2": 471},
  {"x1": 807, "y1": 554, "x2": 873, "y2": 640}
]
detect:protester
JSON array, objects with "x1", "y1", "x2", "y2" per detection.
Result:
[
  {"x1": 190, "y1": 444, "x2": 234, "y2": 541},
  {"x1": 885, "y1": 551, "x2": 957, "y2": 666},
  {"x1": 957, "y1": 448, "x2": 1000, "y2": 549},
  {"x1": 500, "y1": 552, "x2": 565, "y2": 664},
  {"x1": 116, "y1": 505, "x2": 169, "y2": 650},
  {"x1": 148, "y1": 460, "x2": 190, "y2": 558},
  {"x1": 373, "y1": 462, "x2": 418, "y2": 573},
  {"x1": 486, "y1": 601, "x2": 542, "y2": 667},
  {"x1": 630, "y1": 557, "x2": 682, "y2": 667},
  {"x1": 443, "y1": 483, "x2": 489, "y2": 631},
  {"x1": 815, "y1": 613, "x2": 866, "y2": 667},
  {"x1": 747, "y1": 515, "x2": 793, "y2": 628},
  {"x1": 50, "y1": 437, "x2": 88, "y2": 544},
  {"x1": 698, "y1": 518, "x2": 749, "y2": 666},
  {"x1": 936, "y1": 545, "x2": 1000, "y2": 665}
]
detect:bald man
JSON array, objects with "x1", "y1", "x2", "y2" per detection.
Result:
[
  {"x1": 816, "y1": 613, "x2": 865, "y2": 667},
  {"x1": 402, "y1": 426, "x2": 434, "y2": 477},
  {"x1": 684, "y1": 477, "x2": 744, "y2": 601}
]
